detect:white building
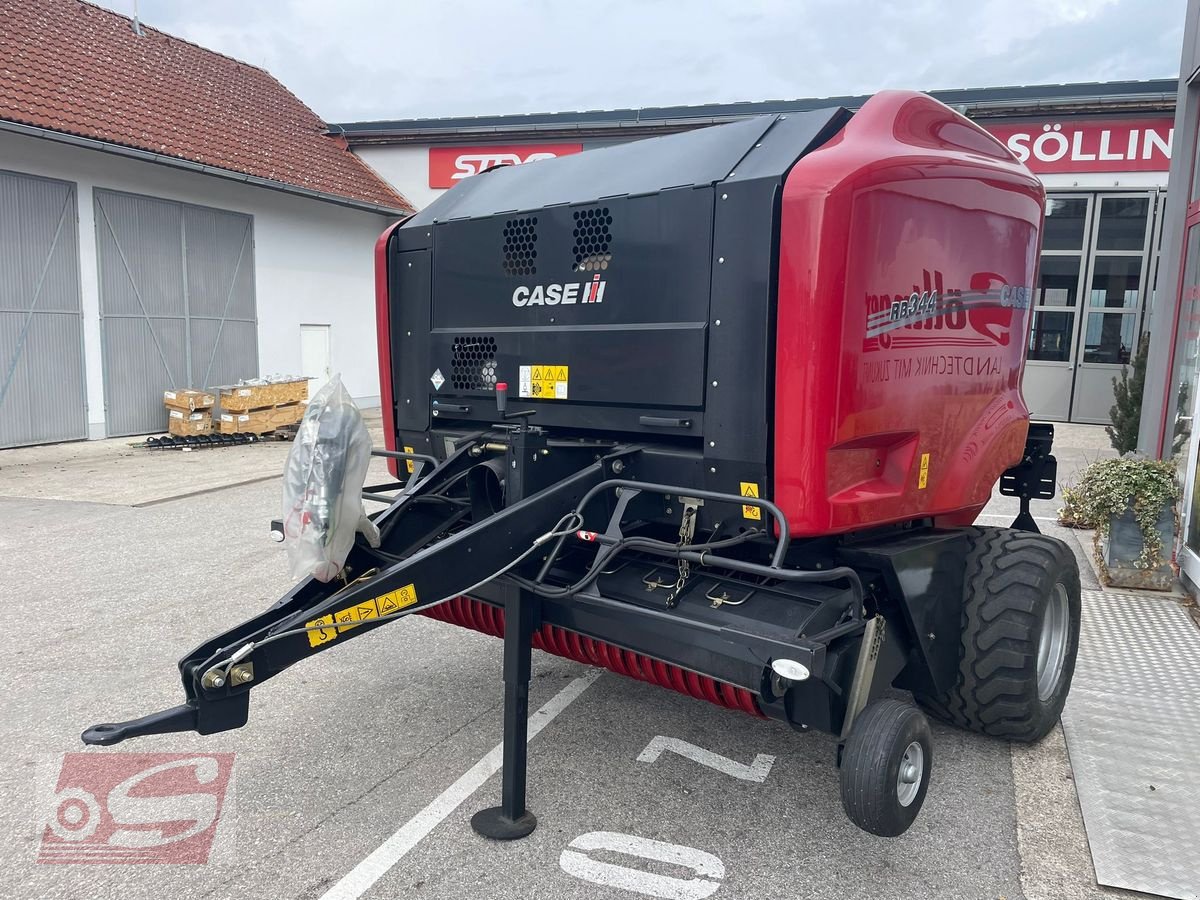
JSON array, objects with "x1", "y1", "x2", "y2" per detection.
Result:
[{"x1": 0, "y1": 0, "x2": 412, "y2": 447}]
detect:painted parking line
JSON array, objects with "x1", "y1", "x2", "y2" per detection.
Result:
[{"x1": 319, "y1": 669, "x2": 602, "y2": 900}]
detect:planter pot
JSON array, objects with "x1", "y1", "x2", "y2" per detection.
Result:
[{"x1": 1102, "y1": 502, "x2": 1176, "y2": 591}]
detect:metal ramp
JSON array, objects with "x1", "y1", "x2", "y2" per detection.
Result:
[{"x1": 1063, "y1": 589, "x2": 1200, "y2": 900}]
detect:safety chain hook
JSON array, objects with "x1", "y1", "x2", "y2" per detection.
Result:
[{"x1": 664, "y1": 498, "x2": 701, "y2": 608}]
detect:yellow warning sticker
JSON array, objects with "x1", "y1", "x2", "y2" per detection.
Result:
[
  {"x1": 740, "y1": 482, "x2": 762, "y2": 520},
  {"x1": 518, "y1": 365, "x2": 569, "y2": 400},
  {"x1": 403, "y1": 445, "x2": 415, "y2": 475},
  {"x1": 306, "y1": 583, "x2": 420, "y2": 648},
  {"x1": 918, "y1": 452, "x2": 930, "y2": 490}
]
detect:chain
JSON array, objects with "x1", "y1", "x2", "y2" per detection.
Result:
[{"x1": 665, "y1": 500, "x2": 699, "y2": 608}]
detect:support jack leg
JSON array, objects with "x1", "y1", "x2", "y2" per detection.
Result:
[{"x1": 471, "y1": 585, "x2": 539, "y2": 840}]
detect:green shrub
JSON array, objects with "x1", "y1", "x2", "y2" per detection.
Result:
[
  {"x1": 1066, "y1": 456, "x2": 1180, "y2": 570},
  {"x1": 1106, "y1": 335, "x2": 1148, "y2": 455}
]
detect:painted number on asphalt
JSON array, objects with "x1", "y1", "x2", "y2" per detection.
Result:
[
  {"x1": 637, "y1": 736, "x2": 776, "y2": 783},
  {"x1": 559, "y1": 831, "x2": 724, "y2": 900}
]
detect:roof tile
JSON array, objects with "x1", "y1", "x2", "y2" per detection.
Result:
[{"x1": 0, "y1": 0, "x2": 412, "y2": 212}]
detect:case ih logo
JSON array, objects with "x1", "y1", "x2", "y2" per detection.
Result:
[
  {"x1": 38, "y1": 752, "x2": 234, "y2": 864},
  {"x1": 429, "y1": 143, "x2": 584, "y2": 188},
  {"x1": 513, "y1": 275, "x2": 606, "y2": 307},
  {"x1": 864, "y1": 270, "x2": 1031, "y2": 351},
  {"x1": 983, "y1": 118, "x2": 1172, "y2": 174}
]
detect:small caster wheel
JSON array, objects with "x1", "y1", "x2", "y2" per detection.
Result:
[{"x1": 839, "y1": 699, "x2": 932, "y2": 836}]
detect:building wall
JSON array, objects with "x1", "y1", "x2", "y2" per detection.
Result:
[
  {"x1": 354, "y1": 138, "x2": 626, "y2": 213},
  {"x1": 354, "y1": 145, "x2": 442, "y2": 211},
  {"x1": 1143, "y1": 0, "x2": 1200, "y2": 593},
  {"x1": 0, "y1": 129, "x2": 392, "y2": 437}
]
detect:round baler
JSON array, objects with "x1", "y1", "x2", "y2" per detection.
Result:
[{"x1": 84, "y1": 90, "x2": 1080, "y2": 839}]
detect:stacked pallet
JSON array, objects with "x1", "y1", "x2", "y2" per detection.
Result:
[
  {"x1": 217, "y1": 379, "x2": 308, "y2": 435},
  {"x1": 163, "y1": 389, "x2": 216, "y2": 436}
]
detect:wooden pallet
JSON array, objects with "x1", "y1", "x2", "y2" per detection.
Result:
[
  {"x1": 218, "y1": 380, "x2": 308, "y2": 412},
  {"x1": 217, "y1": 402, "x2": 305, "y2": 434}
]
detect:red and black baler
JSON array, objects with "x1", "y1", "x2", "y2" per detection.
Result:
[{"x1": 85, "y1": 91, "x2": 1080, "y2": 838}]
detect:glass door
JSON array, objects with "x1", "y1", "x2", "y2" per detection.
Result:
[
  {"x1": 1175, "y1": 223, "x2": 1200, "y2": 586},
  {"x1": 1069, "y1": 193, "x2": 1158, "y2": 423},
  {"x1": 1023, "y1": 195, "x2": 1093, "y2": 420}
]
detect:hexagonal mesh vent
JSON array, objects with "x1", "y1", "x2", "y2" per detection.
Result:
[
  {"x1": 502, "y1": 217, "x2": 537, "y2": 276},
  {"x1": 573, "y1": 207, "x2": 612, "y2": 272},
  {"x1": 451, "y1": 336, "x2": 499, "y2": 390}
]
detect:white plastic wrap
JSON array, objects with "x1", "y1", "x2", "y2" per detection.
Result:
[{"x1": 281, "y1": 375, "x2": 373, "y2": 582}]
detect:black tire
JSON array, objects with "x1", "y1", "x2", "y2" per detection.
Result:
[
  {"x1": 915, "y1": 526, "x2": 1081, "y2": 742},
  {"x1": 840, "y1": 699, "x2": 933, "y2": 837}
]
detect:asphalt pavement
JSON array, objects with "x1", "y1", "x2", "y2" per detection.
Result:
[{"x1": 0, "y1": 423, "x2": 1124, "y2": 900}]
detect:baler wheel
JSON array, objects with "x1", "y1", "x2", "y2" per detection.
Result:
[
  {"x1": 914, "y1": 526, "x2": 1081, "y2": 742},
  {"x1": 839, "y1": 699, "x2": 933, "y2": 837}
]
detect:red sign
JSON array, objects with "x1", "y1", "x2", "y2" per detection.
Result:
[
  {"x1": 39, "y1": 753, "x2": 234, "y2": 865},
  {"x1": 429, "y1": 143, "x2": 583, "y2": 188},
  {"x1": 983, "y1": 118, "x2": 1173, "y2": 174}
]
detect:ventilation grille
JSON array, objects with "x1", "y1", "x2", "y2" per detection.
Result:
[
  {"x1": 573, "y1": 207, "x2": 612, "y2": 272},
  {"x1": 502, "y1": 217, "x2": 537, "y2": 276},
  {"x1": 451, "y1": 336, "x2": 499, "y2": 390}
]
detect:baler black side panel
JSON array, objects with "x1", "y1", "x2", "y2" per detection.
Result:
[
  {"x1": 389, "y1": 107, "x2": 852, "y2": 500},
  {"x1": 705, "y1": 178, "x2": 777, "y2": 496},
  {"x1": 839, "y1": 531, "x2": 969, "y2": 695},
  {"x1": 702, "y1": 109, "x2": 854, "y2": 503},
  {"x1": 423, "y1": 187, "x2": 714, "y2": 425},
  {"x1": 390, "y1": 247, "x2": 433, "y2": 434}
]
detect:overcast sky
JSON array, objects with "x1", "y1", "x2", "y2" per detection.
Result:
[{"x1": 96, "y1": 0, "x2": 1184, "y2": 123}]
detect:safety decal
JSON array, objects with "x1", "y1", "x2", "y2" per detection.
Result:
[
  {"x1": 918, "y1": 453, "x2": 930, "y2": 489},
  {"x1": 739, "y1": 482, "x2": 762, "y2": 520},
  {"x1": 403, "y1": 445, "x2": 415, "y2": 475},
  {"x1": 306, "y1": 583, "x2": 420, "y2": 648},
  {"x1": 519, "y1": 365, "x2": 569, "y2": 400}
]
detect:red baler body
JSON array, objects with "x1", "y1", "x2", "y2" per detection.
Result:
[{"x1": 774, "y1": 92, "x2": 1043, "y2": 535}]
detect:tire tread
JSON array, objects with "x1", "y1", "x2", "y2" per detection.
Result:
[{"x1": 914, "y1": 526, "x2": 1081, "y2": 741}]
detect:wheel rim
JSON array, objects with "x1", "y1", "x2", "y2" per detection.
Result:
[
  {"x1": 896, "y1": 741, "x2": 924, "y2": 808},
  {"x1": 1036, "y1": 583, "x2": 1070, "y2": 702}
]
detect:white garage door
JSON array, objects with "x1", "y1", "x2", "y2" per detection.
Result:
[
  {"x1": 0, "y1": 170, "x2": 87, "y2": 448},
  {"x1": 95, "y1": 189, "x2": 258, "y2": 437}
]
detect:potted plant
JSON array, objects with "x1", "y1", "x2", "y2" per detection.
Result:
[{"x1": 1062, "y1": 456, "x2": 1181, "y2": 590}]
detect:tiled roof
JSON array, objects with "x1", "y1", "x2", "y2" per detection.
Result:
[{"x1": 0, "y1": 0, "x2": 412, "y2": 212}]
